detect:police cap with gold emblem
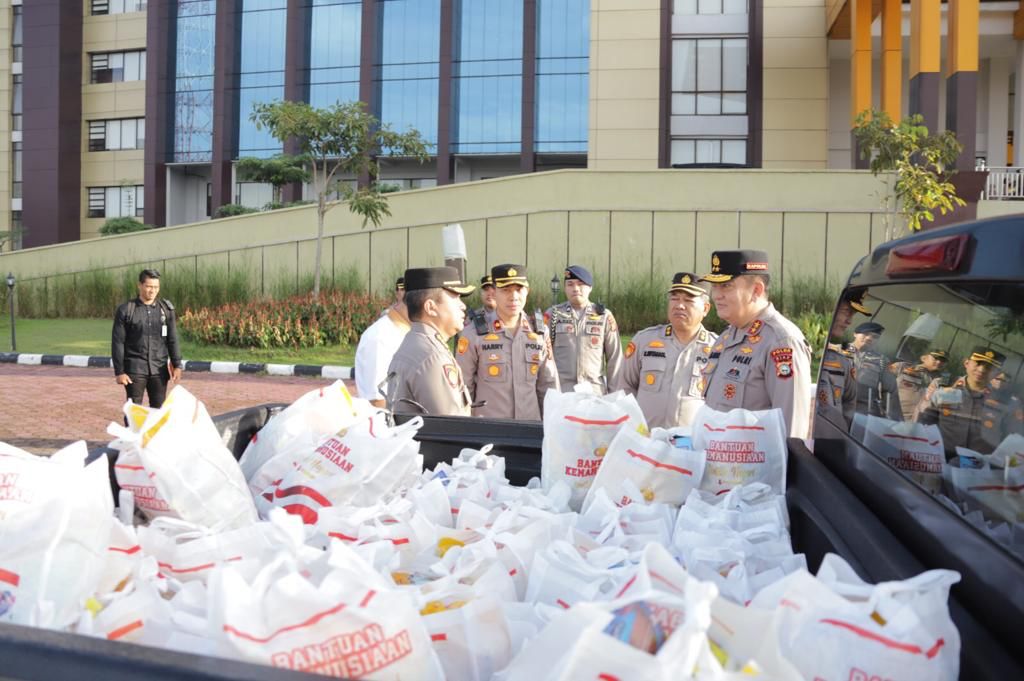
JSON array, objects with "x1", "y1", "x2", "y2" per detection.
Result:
[
  {"x1": 969, "y1": 347, "x2": 1005, "y2": 366},
  {"x1": 844, "y1": 289, "x2": 870, "y2": 315},
  {"x1": 395, "y1": 276, "x2": 405, "y2": 291},
  {"x1": 403, "y1": 266, "x2": 475, "y2": 296},
  {"x1": 700, "y1": 249, "x2": 771, "y2": 283},
  {"x1": 492, "y1": 264, "x2": 529, "y2": 288},
  {"x1": 928, "y1": 349, "x2": 948, "y2": 361},
  {"x1": 564, "y1": 265, "x2": 593, "y2": 287},
  {"x1": 668, "y1": 272, "x2": 708, "y2": 297},
  {"x1": 480, "y1": 274, "x2": 495, "y2": 289}
]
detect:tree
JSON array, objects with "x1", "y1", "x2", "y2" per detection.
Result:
[
  {"x1": 853, "y1": 109, "x2": 966, "y2": 238},
  {"x1": 250, "y1": 100, "x2": 430, "y2": 298},
  {"x1": 0, "y1": 226, "x2": 23, "y2": 252},
  {"x1": 235, "y1": 154, "x2": 311, "y2": 207}
]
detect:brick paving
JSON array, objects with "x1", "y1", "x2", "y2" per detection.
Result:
[{"x1": 0, "y1": 364, "x2": 355, "y2": 454}]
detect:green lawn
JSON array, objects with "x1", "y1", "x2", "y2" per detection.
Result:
[{"x1": 0, "y1": 317, "x2": 356, "y2": 366}]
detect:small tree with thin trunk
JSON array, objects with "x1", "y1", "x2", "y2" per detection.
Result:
[
  {"x1": 250, "y1": 100, "x2": 430, "y2": 298},
  {"x1": 235, "y1": 154, "x2": 311, "y2": 207},
  {"x1": 853, "y1": 109, "x2": 965, "y2": 239}
]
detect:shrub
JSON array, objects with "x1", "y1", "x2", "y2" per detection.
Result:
[
  {"x1": 213, "y1": 203, "x2": 259, "y2": 219},
  {"x1": 100, "y1": 218, "x2": 153, "y2": 236},
  {"x1": 179, "y1": 289, "x2": 391, "y2": 349}
]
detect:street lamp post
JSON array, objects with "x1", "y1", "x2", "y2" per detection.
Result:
[
  {"x1": 5, "y1": 272, "x2": 15, "y2": 352},
  {"x1": 550, "y1": 274, "x2": 560, "y2": 305}
]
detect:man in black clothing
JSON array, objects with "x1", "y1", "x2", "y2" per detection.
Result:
[{"x1": 112, "y1": 269, "x2": 182, "y2": 408}]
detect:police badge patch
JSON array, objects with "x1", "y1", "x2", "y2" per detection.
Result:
[
  {"x1": 443, "y1": 364, "x2": 461, "y2": 388},
  {"x1": 771, "y1": 348, "x2": 794, "y2": 379}
]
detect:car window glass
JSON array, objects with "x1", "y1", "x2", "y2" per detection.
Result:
[{"x1": 816, "y1": 282, "x2": 1024, "y2": 559}]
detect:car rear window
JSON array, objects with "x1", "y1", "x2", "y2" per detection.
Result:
[{"x1": 816, "y1": 281, "x2": 1024, "y2": 558}]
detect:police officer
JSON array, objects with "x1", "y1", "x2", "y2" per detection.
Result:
[
  {"x1": 456, "y1": 264, "x2": 559, "y2": 420},
  {"x1": 465, "y1": 274, "x2": 498, "y2": 334},
  {"x1": 817, "y1": 290, "x2": 870, "y2": 429},
  {"x1": 112, "y1": 268, "x2": 182, "y2": 408},
  {"x1": 617, "y1": 272, "x2": 716, "y2": 428},
  {"x1": 546, "y1": 265, "x2": 623, "y2": 394},
  {"x1": 889, "y1": 349, "x2": 948, "y2": 421},
  {"x1": 699, "y1": 250, "x2": 813, "y2": 438},
  {"x1": 386, "y1": 266, "x2": 475, "y2": 416},
  {"x1": 917, "y1": 347, "x2": 1024, "y2": 458},
  {"x1": 849, "y1": 322, "x2": 901, "y2": 419}
]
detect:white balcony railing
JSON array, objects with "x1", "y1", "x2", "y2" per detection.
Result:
[{"x1": 983, "y1": 167, "x2": 1024, "y2": 200}]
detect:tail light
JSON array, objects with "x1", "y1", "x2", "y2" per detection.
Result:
[{"x1": 885, "y1": 234, "x2": 971, "y2": 275}]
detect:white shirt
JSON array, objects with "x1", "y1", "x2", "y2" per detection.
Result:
[{"x1": 355, "y1": 308, "x2": 411, "y2": 401}]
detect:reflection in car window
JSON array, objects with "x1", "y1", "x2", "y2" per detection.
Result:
[{"x1": 819, "y1": 282, "x2": 1024, "y2": 558}]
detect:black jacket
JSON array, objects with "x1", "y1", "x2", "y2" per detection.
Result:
[{"x1": 111, "y1": 297, "x2": 182, "y2": 376}]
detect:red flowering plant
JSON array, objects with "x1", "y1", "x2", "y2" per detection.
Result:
[{"x1": 179, "y1": 289, "x2": 389, "y2": 349}]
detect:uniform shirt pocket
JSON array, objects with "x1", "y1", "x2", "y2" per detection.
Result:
[
  {"x1": 482, "y1": 351, "x2": 509, "y2": 383},
  {"x1": 639, "y1": 355, "x2": 668, "y2": 393},
  {"x1": 716, "y1": 363, "x2": 751, "y2": 404}
]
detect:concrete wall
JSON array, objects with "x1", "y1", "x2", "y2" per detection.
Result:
[
  {"x1": 588, "y1": 0, "x2": 661, "y2": 171},
  {"x1": 762, "y1": 0, "x2": 829, "y2": 168},
  {"x1": 0, "y1": 169, "x2": 892, "y2": 296},
  {"x1": 80, "y1": 5, "x2": 147, "y2": 240}
]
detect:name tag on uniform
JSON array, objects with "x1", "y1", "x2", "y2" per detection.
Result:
[
  {"x1": 161, "y1": 325, "x2": 168, "y2": 337},
  {"x1": 584, "y1": 324, "x2": 603, "y2": 335}
]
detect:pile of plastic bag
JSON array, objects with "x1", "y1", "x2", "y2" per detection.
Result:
[{"x1": 0, "y1": 383, "x2": 962, "y2": 681}]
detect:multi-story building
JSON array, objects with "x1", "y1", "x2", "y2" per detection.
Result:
[{"x1": 0, "y1": 0, "x2": 1011, "y2": 250}]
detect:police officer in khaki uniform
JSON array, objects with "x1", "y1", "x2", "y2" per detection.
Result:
[
  {"x1": 917, "y1": 347, "x2": 1024, "y2": 458},
  {"x1": 465, "y1": 274, "x2": 498, "y2": 333},
  {"x1": 699, "y1": 250, "x2": 813, "y2": 439},
  {"x1": 456, "y1": 264, "x2": 560, "y2": 420},
  {"x1": 546, "y1": 265, "x2": 623, "y2": 394},
  {"x1": 817, "y1": 290, "x2": 870, "y2": 429},
  {"x1": 848, "y1": 321, "x2": 901, "y2": 420},
  {"x1": 889, "y1": 349, "x2": 948, "y2": 421},
  {"x1": 617, "y1": 273, "x2": 716, "y2": 428},
  {"x1": 386, "y1": 267, "x2": 475, "y2": 416}
]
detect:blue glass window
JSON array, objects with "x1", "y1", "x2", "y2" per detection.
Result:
[
  {"x1": 535, "y1": 0, "x2": 588, "y2": 153},
  {"x1": 172, "y1": 0, "x2": 215, "y2": 163},
  {"x1": 305, "y1": 0, "x2": 362, "y2": 109},
  {"x1": 236, "y1": 0, "x2": 287, "y2": 157},
  {"x1": 451, "y1": 0, "x2": 523, "y2": 154},
  {"x1": 375, "y1": 0, "x2": 439, "y2": 148}
]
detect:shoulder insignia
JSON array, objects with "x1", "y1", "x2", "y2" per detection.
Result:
[
  {"x1": 713, "y1": 342, "x2": 724, "y2": 352},
  {"x1": 747, "y1": 320, "x2": 763, "y2": 337},
  {"x1": 484, "y1": 333, "x2": 500, "y2": 341},
  {"x1": 443, "y1": 364, "x2": 461, "y2": 389},
  {"x1": 703, "y1": 345, "x2": 711, "y2": 355},
  {"x1": 649, "y1": 340, "x2": 665, "y2": 349},
  {"x1": 770, "y1": 347, "x2": 794, "y2": 379},
  {"x1": 698, "y1": 328, "x2": 708, "y2": 343},
  {"x1": 493, "y1": 319, "x2": 503, "y2": 331},
  {"x1": 664, "y1": 325, "x2": 672, "y2": 337},
  {"x1": 625, "y1": 341, "x2": 636, "y2": 358},
  {"x1": 748, "y1": 335, "x2": 762, "y2": 344},
  {"x1": 457, "y1": 337, "x2": 469, "y2": 355},
  {"x1": 543, "y1": 310, "x2": 551, "y2": 325}
]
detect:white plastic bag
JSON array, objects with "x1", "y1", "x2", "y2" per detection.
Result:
[
  {"x1": 583, "y1": 426, "x2": 705, "y2": 511},
  {"x1": 239, "y1": 380, "x2": 362, "y2": 491},
  {"x1": 541, "y1": 388, "x2": 648, "y2": 510},
  {"x1": 692, "y1": 406, "x2": 788, "y2": 495},
  {"x1": 863, "y1": 416, "x2": 945, "y2": 493},
  {"x1": 107, "y1": 386, "x2": 258, "y2": 530}
]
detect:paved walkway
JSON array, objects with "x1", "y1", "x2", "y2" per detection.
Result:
[{"x1": 0, "y1": 364, "x2": 353, "y2": 453}]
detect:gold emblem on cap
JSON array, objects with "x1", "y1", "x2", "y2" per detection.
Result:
[
  {"x1": 564, "y1": 270, "x2": 571, "y2": 278},
  {"x1": 508, "y1": 268, "x2": 517, "y2": 276},
  {"x1": 682, "y1": 274, "x2": 691, "y2": 284},
  {"x1": 711, "y1": 254, "x2": 720, "y2": 272},
  {"x1": 986, "y1": 351, "x2": 995, "y2": 358}
]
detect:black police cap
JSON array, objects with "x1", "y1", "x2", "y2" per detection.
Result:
[
  {"x1": 492, "y1": 264, "x2": 529, "y2": 288},
  {"x1": 700, "y1": 249, "x2": 771, "y2": 283},
  {"x1": 854, "y1": 322, "x2": 885, "y2": 335},
  {"x1": 669, "y1": 272, "x2": 708, "y2": 296},
  {"x1": 403, "y1": 267, "x2": 475, "y2": 296},
  {"x1": 969, "y1": 347, "x2": 1005, "y2": 366}
]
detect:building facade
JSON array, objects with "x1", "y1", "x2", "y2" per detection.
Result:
[{"x1": 0, "y1": 0, "x2": 1006, "y2": 250}]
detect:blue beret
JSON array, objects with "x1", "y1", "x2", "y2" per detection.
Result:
[
  {"x1": 564, "y1": 265, "x2": 593, "y2": 287},
  {"x1": 854, "y1": 322, "x2": 885, "y2": 335}
]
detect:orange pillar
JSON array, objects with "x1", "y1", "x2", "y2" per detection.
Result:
[
  {"x1": 880, "y1": 0, "x2": 902, "y2": 123},
  {"x1": 909, "y1": 0, "x2": 941, "y2": 133},
  {"x1": 850, "y1": 0, "x2": 873, "y2": 167},
  {"x1": 947, "y1": 0, "x2": 980, "y2": 170}
]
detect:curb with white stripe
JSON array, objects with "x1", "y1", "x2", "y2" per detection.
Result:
[{"x1": 0, "y1": 352, "x2": 354, "y2": 379}]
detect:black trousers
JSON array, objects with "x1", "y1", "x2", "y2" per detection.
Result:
[{"x1": 124, "y1": 368, "x2": 171, "y2": 408}]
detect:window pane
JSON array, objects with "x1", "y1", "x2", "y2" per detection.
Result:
[
  {"x1": 110, "y1": 52, "x2": 124, "y2": 69},
  {"x1": 106, "y1": 187, "x2": 121, "y2": 217},
  {"x1": 674, "y1": 0, "x2": 697, "y2": 14},
  {"x1": 672, "y1": 40, "x2": 696, "y2": 92},
  {"x1": 671, "y1": 139, "x2": 696, "y2": 165},
  {"x1": 121, "y1": 119, "x2": 135, "y2": 149},
  {"x1": 696, "y1": 93, "x2": 720, "y2": 115},
  {"x1": 111, "y1": 0, "x2": 125, "y2": 12},
  {"x1": 672, "y1": 93, "x2": 695, "y2": 115},
  {"x1": 137, "y1": 118, "x2": 146, "y2": 147},
  {"x1": 723, "y1": 0, "x2": 747, "y2": 13},
  {"x1": 696, "y1": 40, "x2": 721, "y2": 91},
  {"x1": 722, "y1": 139, "x2": 746, "y2": 164},
  {"x1": 107, "y1": 120, "x2": 122, "y2": 150},
  {"x1": 722, "y1": 92, "x2": 746, "y2": 114},
  {"x1": 695, "y1": 139, "x2": 720, "y2": 163},
  {"x1": 722, "y1": 39, "x2": 747, "y2": 91},
  {"x1": 698, "y1": 0, "x2": 722, "y2": 15}
]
